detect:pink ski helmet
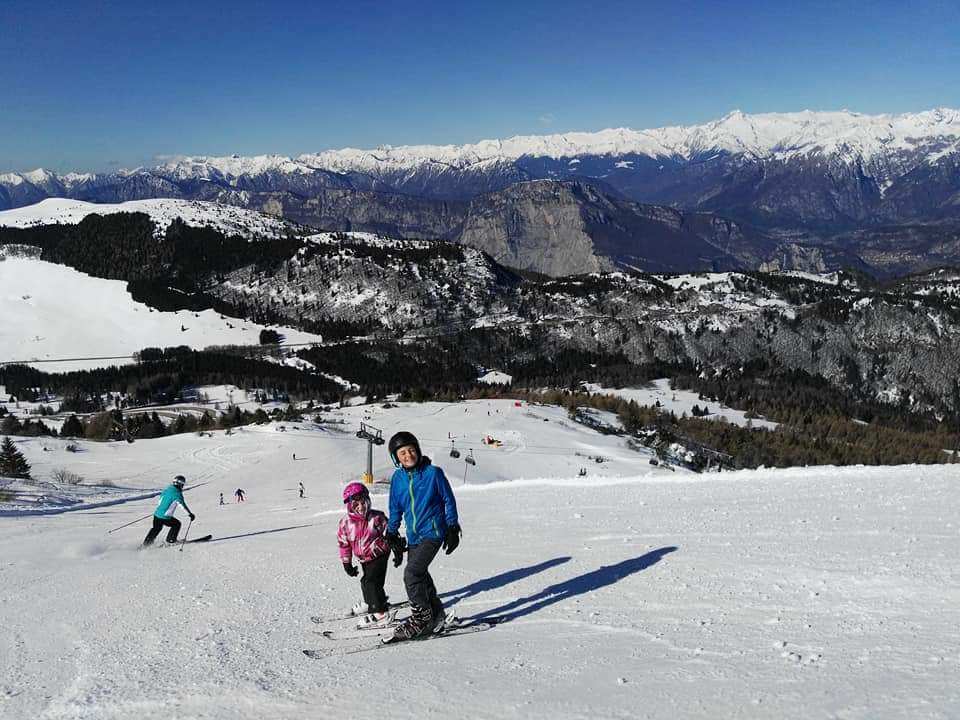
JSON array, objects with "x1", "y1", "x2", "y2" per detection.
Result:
[{"x1": 342, "y1": 482, "x2": 369, "y2": 504}]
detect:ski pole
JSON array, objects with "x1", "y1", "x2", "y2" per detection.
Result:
[
  {"x1": 107, "y1": 513, "x2": 152, "y2": 534},
  {"x1": 179, "y1": 518, "x2": 193, "y2": 552}
]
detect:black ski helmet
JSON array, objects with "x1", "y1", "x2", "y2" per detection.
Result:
[
  {"x1": 388, "y1": 431, "x2": 421, "y2": 467},
  {"x1": 173, "y1": 475, "x2": 186, "y2": 488}
]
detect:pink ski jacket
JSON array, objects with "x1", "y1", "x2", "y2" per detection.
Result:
[{"x1": 337, "y1": 508, "x2": 390, "y2": 564}]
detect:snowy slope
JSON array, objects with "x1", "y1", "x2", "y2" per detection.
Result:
[
  {"x1": 0, "y1": 399, "x2": 957, "y2": 719},
  {"x1": 0, "y1": 256, "x2": 321, "y2": 371},
  {"x1": 583, "y1": 378, "x2": 779, "y2": 430},
  {"x1": 0, "y1": 198, "x2": 294, "y2": 238}
]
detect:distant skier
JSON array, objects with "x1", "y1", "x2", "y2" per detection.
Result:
[
  {"x1": 293, "y1": 452, "x2": 296, "y2": 460},
  {"x1": 385, "y1": 431, "x2": 460, "y2": 641},
  {"x1": 235, "y1": 488, "x2": 245, "y2": 502},
  {"x1": 299, "y1": 482, "x2": 305, "y2": 498},
  {"x1": 142, "y1": 475, "x2": 196, "y2": 546},
  {"x1": 337, "y1": 482, "x2": 404, "y2": 628},
  {"x1": 219, "y1": 492, "x2": 225, "y2": 506}
]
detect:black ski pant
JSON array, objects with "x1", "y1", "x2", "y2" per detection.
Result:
[
  {"x1": 143, "y1": 516, "x2": 181, "y2": 545},
  {"x1": 404, "y1": 539, "x2": 444, "y2": 618},
  {"x1": 360, "y1": 554, "x2": 389, "y2": 614}
]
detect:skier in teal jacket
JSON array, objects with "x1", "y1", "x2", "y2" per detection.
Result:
[{"x1": 143, "y1": 475, "x2": 196, "y2": 546}]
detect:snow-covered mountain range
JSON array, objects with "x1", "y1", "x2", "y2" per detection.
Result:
[
  {"x1": 8, "y1": 107, "x2": 952, "y2": 182},
  {"x1": 299, "y1": 107, "x2": 960, "y2": 169},
  {"x1": 2, "y1": 109, "x2": 960, "y2": 277}
]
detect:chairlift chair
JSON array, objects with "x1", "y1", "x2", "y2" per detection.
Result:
[
  {"x1": 465, "y1": 449, "x2": 476, "y2": 466},
  {"x1": 449, "y1": 440, "x2": 461, "y2": 459}
]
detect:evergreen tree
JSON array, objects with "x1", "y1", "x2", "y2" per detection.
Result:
[
  {"x1": 0, "y1": 436, "x2": 31, "y2": 479},
  {"x1": 61, "y1": 415, "x2": 85, "y2": 437}
]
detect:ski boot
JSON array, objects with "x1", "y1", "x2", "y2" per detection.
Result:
[
  {"x1": 388, "y1": 605, "x2": 433, "y2": 641},
  {"x1": 357, "y1": 609, "x2": 398, "y2": 630}
]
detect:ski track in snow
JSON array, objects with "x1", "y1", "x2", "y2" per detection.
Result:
[{"x1": 1, "y1": 399, "x2": 958, "y2": 719}]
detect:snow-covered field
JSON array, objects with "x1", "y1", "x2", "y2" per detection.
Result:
[
  {"x1": 1, "y1": 399, "x2": 958, "y2": 719},
  {"x1": 0, "y1": 198, "x2": 293, "y2": 239},
  {"x1": 583, "y1": 378, "x2": 779, "y2": 430},
  {"x1": 0, "y1": 257, "x2": 321, "y2": 371}
]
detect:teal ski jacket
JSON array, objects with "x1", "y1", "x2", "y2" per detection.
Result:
[
  {"x1": 154, "y1": 484, "x2": 192, "y2": 519},
  {"x1": 387, "y1": 457, "x2": 458, "y2": 546}
]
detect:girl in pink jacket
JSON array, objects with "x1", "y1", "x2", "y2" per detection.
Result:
[{"x1": 336, "y1": 482, "x2": 404, "y2": 627}]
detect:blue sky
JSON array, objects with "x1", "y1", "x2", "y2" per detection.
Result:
[{"x1": 2, "y1": 0, "x2": 958, "y2": 172}]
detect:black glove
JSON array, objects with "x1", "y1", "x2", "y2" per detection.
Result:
[
  {"x1": 343, "y1": 563, "x2": 359, "y2": 577},
  {"x1": 188, "y1": 513, "x2": 196, "y2": 522},
  {"x1": 442, "y1": 524, "x2": 461, "y2": 555},
  {"x1": 386, "y1": 531, "x2": 403, "y2": 553},
  {"x1": 391, "y1": 536, "x2": 407, "y2": 567}
]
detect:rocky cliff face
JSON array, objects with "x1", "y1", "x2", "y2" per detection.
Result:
[
  {"x1": 243, "y1": 189, "x2": 467, "y2": 241},
  {"x1": 242, "y1": 181, "x2": 771, "y2": 277},
  {"x1": 458, "y1": 181, "x2": 610, "y2": 276}
]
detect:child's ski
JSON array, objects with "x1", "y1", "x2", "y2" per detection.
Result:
[
  {"x1": 317, "y1": 616, "x2": 406, "y2": 640},
  {"x1": 309, "y1": 600, "x2": 409, "y2": 626},
  {"x1": 302, "y1": 617, "x2": 500, "y2": 658}
]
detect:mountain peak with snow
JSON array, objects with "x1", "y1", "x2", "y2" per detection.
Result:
[
  {"x1": 298, "y1": 107, "x2": 960, "y2": 169},
  {"x1": 2, "y1": 108, "x2": 959, "y2": 182}
]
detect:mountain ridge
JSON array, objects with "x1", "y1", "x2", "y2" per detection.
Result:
[{"x1": 5, "y1": 107, "x2": 960, "y2": 187}]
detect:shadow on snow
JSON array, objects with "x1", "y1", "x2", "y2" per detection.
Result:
[
  {"x1": 441, "y1": 556, "x2": 572, "y2": 610},
  {"x1": 468, "y1": 546, "x2": 678, "y2": 624},
  {"x1": 206, "y1": 523, "x2": 313, "y2": 543}
]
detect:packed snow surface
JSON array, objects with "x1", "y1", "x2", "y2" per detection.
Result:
[
  {"x1": 0, "y1": 257, "x2": 321, "y2": 371},
  {"x1": 0, "y1": 198, "x2": 293, "y2": 238},
  {"x1": 1, "y1": 399, "x2": 957, "y2": 719}
]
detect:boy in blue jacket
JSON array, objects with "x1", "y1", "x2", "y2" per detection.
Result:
[
  {"x1": 385, "y1": 431, "x2": 461, "y2": 640},
  {"x1": 142, "y1": 475, "x2": 196, "y2": 546}
]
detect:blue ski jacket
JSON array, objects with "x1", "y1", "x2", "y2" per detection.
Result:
[
  {"x1": 387, "y1": 457, "x2": 458, "y2": 546},
  {"x1": 154, "y1": 484, "x2": 192, "y2": 519}
]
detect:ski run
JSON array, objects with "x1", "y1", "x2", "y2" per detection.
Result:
[{"x1": 1, "y1": 398, "x2": 958, "y2": 719}]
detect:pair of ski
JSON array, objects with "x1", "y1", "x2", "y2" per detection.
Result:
[
  {"x1": 304, "y1": 602, "x2": 499, "y2": 657},
  {"x1": 142, "y1": 534, "x2": 213, "y2": 549}
]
